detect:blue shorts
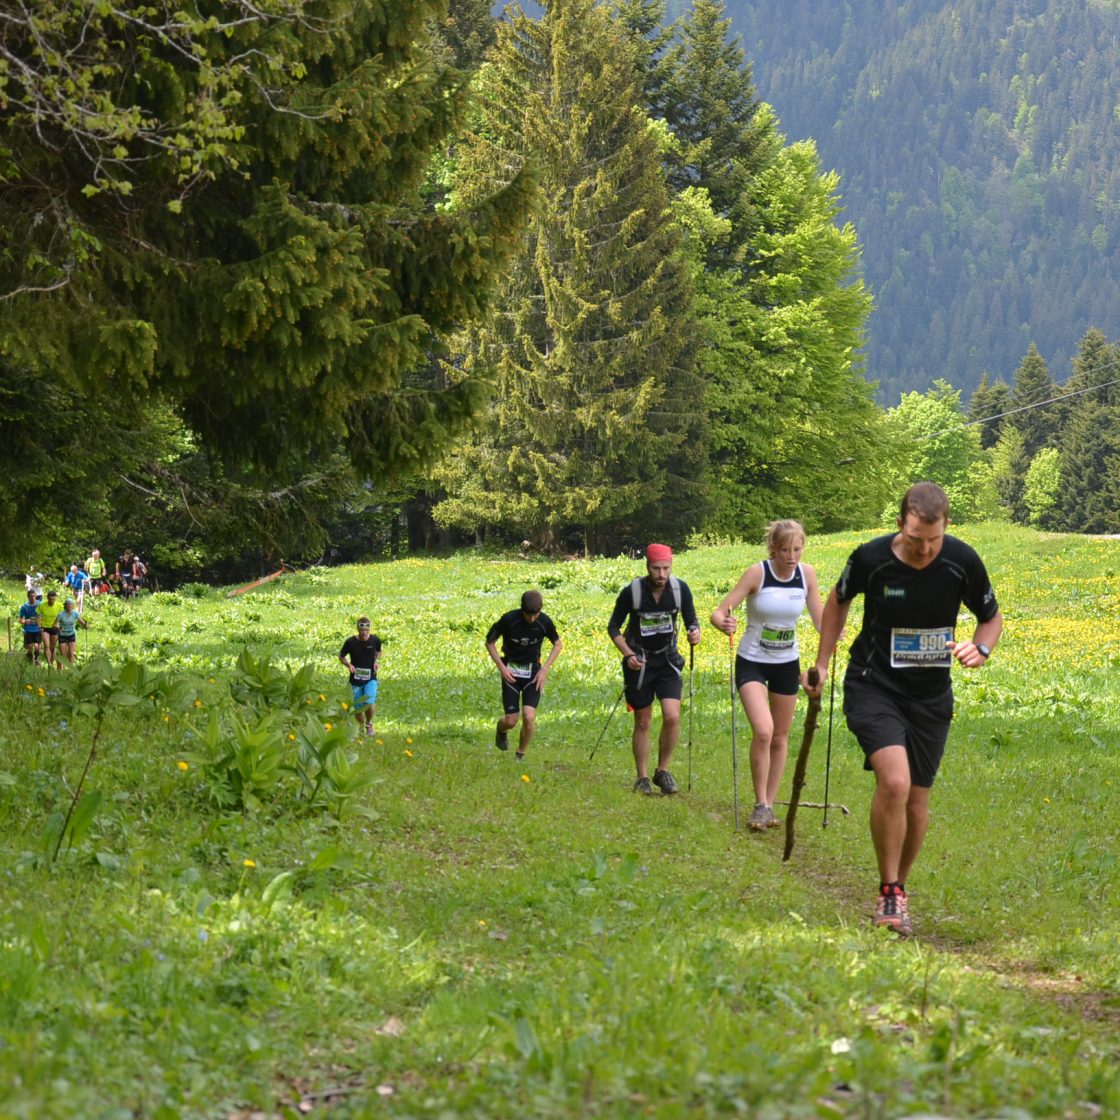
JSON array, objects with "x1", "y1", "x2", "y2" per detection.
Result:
[{"x1": 351, "y1": 679, "x2": 379, "y2": 710}]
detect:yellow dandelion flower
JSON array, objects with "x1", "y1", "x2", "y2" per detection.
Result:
[
  {"x1": 163, "y1": 714, "x2": 170, "y2": 722},
  {"x1": 375, "y1": 739, "x2": 384, "y2": 745},
  {"x1": 341, "y1": 702, "x2": 349, "y2": 710},
  {"x1": 405, "y1": 736, "x2": 413, "y2": 744},
  {"x1": 404, "y1": 749, "x2": 413, "y2": 758},
  {"x1": 324, "y1": 722, "x2": 333, "y2": 731},
  {"x1": 1043, "y1": 796, "x2": 1052, "y2": 804},
  {"x1": 318, "y1": 693, "x2": 326, "y2": 701},
  {"x1": 243, "y1": 858, "x2": 256, "y2": 868},
  {"x1": 37, "y1": 687, "x2": 45, "y2": 697},
  {"x1": 477, "y1": 919, "x2": 487, "y2": 927},
  {"x1": 177, "y1": 760, "x2": 189, "y2": 771},
  {"x1": 193, "y1": 698, "x2": 203, "y2": 708},
  {"x1": 305, "y1": 698, "x2": 312, "y2": 705},
  {"x1": 521, "y1": 774, "x2": 530, "y2": 783},
  {"x1": 25, "y1": 684, "x2": 33, "y2": 691},
  {"x1": 208, "y1": 677, "x2": 216, "y2": 684},
  {"x1": 288, "y1": 733, "x2": 296, "y2": 741}
]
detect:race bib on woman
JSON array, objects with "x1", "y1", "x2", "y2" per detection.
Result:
[{"x1": 759, "y1": 626, "x2": 795, "y2": 651}]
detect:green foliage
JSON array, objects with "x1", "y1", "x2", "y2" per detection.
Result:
[
  {"x1": 882, "y1": 380, "x2": 985, "y2": 521},
  {"x1": 727, "y1": 1, "x2": 1120, "y2": 400},
  {"x1": 967, "y1": 371, "x2": 1013, "y2": 449},
  {"x1": 230, "y1": 648, "x2": 318, "y2": 714},
  {"x1": 290, "y1": 714, "x2": 382, "y2": 821},
  {"x1": 1010, "y1": 342, "x2": 1059, "y2": 459},
  {"x1": 2, "y1": 0, "x2": 533, "y2": 488},
  {"x1": 435, "y1": 0, "x2": 706, "y2": 552},
  {"x1": 188, "y1": 711, "x2": 289, "y2": 812},
  {"x1": 1023, "y1": 447, "x2": 1062, "y2": 528}
]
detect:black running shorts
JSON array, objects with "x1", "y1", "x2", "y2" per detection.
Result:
[
  {"x1": 735, "y1": 655, "x2": 800, "y2": 696},
  {"x1": 501, "y1": 668, "x2": 542, "y2": 714},
  {"x1": 842, "y1": 671, "x2": 954, "y2": 789},
  {"x1": 623, "y1": 653, "x2": 684, "y2": 710}
]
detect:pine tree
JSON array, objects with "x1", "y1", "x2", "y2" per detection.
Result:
[
  {"x1": 1053, "y1": 330, "x2": 1120, "y2": 533},
  {"x1": 656, "y1": 0, "x2": 779, "y2": 262},
  {"x1": 1009, "y1": 342, "x2": 1059, "y2": 459},
  {"x1": 433, "y1": 0, "x2": 705, "y2": 553},
  {"x1": 967, "y1": 372, "x2": 1013, "y2": 449},
  {"x1": 1, "y1": 0, "x2": 532, "y2": 480}
]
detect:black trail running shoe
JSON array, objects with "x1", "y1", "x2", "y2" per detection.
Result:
[
  {"x1": 652, "y1": 769, "x2": 679, "y2": 795},
  {"x1": 495, "y1": 727, "x2": 509, "y2": 751},
  {"x1": 633, "y1": 776, "x2": 654, "y2": 795}
]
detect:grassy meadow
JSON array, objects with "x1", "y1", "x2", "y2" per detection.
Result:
[{"x1": 2, "y1": 523, "x2": 1119, "y2": 1119}]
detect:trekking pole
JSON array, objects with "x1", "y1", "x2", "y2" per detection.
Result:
[
  {"x1": 687, "y1": 643, "x2": 695, "y2": 791},
  {"x1": 729, "y1": 633, "x2": 740, "y2": 831},
  {"x1": 588, "y1": 684, "x2": 626, "y2": 763},
  {"x1": 823, "y1": 649, "x2": 837, "y2": 829}
]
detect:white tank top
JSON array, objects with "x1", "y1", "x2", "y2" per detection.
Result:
[{"x1": 737, "y1": 560, "x2": 808, "y2": 665}]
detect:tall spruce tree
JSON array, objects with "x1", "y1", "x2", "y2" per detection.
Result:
[
  {"x1": 1, "y1": 0, "x2": 531, "y2": 480},
  {"x1": 1009, "y1": 342, "x2": 1059, "y2": 459},
  {"x1": 636, "y1": 0, "x2": 878, "y2": 535},
  {"x1": 433, "y1": 0, "x2": 705, "y2": 553},
  {"x1": 967, "y1": 372, "x2": 1013, "y2": 450},
  {"x1": 655, "y1": 0, "x2": 778, "y2": 264},
  {"x1": 1054, "y1": 330, "x2": 1120, "y2": 533}
]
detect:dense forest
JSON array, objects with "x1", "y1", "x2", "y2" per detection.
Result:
[
  {"x1": 723, "y1": 0, "x2": 1120, "y2": 402},
  {"x1": 2, "y1": 0, "x2": 1118, "y2": 587}
]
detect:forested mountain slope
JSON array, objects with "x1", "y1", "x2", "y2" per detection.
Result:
[{"x1": 718, "y1": 0, "x2": 1120, "y2": 401}]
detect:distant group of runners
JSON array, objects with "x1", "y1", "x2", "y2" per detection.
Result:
[
  {"x1": 337, "y1": 481, "x2": 1002, "y2": 936},
  {"x1": 17, "y1": 547, "x2": 150, "y2": 669},
  {"x1": 18, "y1": 587, "x2": 88, "y2": 669}
]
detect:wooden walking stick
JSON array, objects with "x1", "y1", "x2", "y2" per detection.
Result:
[{"x1": 783, "y1": 667, "x2": 822, "y2": 862}]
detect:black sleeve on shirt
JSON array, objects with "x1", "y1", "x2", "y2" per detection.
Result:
[
  {"x1": 485, "y1": 615, "x2": 506, "y2": 645},
  {"x1": 835, "y1": 539, "x2": 878, "y2": 603},
  {"x1": 607, "y1": 587, "x2": 632, "y2": 639},
  {"x1": 540, "y1": 613, "x2": 560, "y2": 643},
  {"x1": 961, "y1": 550, "x2": 999, "y2": 623}
]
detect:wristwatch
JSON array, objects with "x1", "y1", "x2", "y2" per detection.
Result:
[{"x1": 975, "y1": 642, "x2": 991, "y2": 659}]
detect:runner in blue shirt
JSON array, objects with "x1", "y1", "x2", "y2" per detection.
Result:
[{"x1": 18, "y1": 588, "x2": 42, "y2": 665}]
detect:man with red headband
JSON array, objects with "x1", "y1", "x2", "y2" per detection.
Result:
[{"x1": 607, "y1": 543, "x2": 702, "y2": 794}]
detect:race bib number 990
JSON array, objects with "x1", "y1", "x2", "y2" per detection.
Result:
[{"x1": 890, "y1": 627, "x2": 953, "y2": 668}]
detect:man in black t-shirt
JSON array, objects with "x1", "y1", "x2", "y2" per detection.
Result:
[
  {"x1": 607, "y1": 543, "x2": 701, "y2": 796},
  {"x1": 485, "y1": 589, "x2": 563, "y2": 760},
  {"x1": 805, "y1": 482, "x2": 1002, "y2": 936},
  {"x1": 339, "y1": 616, "x2": 383, "y2": 737}
]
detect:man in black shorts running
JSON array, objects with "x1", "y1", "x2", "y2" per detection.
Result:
[
  {"x1": 804, "y1": 482, "x2": 1002, "y2": 935},
  {"x1": 485, "y1": 590, "x2": 563, "y2": 760},
  {"x1": 608, "y1": 543, "x2": 702, "y2": 795}
]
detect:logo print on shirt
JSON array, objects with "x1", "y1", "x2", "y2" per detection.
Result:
[{"x1": 883, "y1": 587, "x2": 906, "y2": 598}]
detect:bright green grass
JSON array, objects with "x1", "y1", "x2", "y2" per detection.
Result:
[{"x1": 1, "y1": 524, "x2": 1119, "y2": 1118}]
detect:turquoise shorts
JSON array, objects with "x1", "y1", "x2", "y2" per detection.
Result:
[{"x1": 351, "y1": 679, "x2": 379, "y2": 710}]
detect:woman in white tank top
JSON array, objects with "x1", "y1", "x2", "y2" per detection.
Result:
[{"x1": 710, "y1": 520, "x2": 823, "y2": 831}]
